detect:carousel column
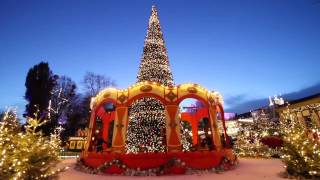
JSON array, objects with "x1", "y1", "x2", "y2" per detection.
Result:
[
  {"x1": 111, "y1": 106, "x2": 128, "y2": 153},
  {"x1": 208, "y1": 105, "x2": 222, "y2": 151},
  {"x1": 85, "y1": 110, "x2": 96, "y2": 152},
  {"x1": 190, "y1": 119, "x2": 199, "y2": 145},
  {"x1": 165, "y1": 105, "x2": 182, "y2": 152},
  {"x1": 102, "y1": 112, "x2": 114, "y2": 151}
]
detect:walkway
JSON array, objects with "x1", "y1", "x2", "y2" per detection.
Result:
[{"x1": 58, "y1": 158, "x2": 285, "y2": 180}]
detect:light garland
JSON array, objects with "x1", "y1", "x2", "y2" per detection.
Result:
[
  {"x1": 180, "y1": 121, "x2": 193, "y2": 151},
  {"x1": 0, "y1": 109, "x2": 66, "y2": 179},
  {"x1": 280, "y1": 104, "x2": 320, "y2": 179},
  {"x1": 126, "y1": 97, "x2": 167, "y2": 153},
  {"x1": 234, "y1": 110, "x2": 281, "y2": 158},
  {"x1": 136, "y1": 6, "x2": 174, "y2": 86},
  {"x1": 76, "y1": 155, "x2": 238, "y2": 176},
  {"x1": 126, "y1": 6, "x2": 174, "y2": 153}
]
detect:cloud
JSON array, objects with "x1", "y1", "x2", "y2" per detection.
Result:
[
  {"x1": 282, "y1": 82, "x2": 320, "y2": 100},
  {"x1": 225, "y1": 98, "x2": 268, "y2": 113},
  {"x1": 226, "y1": 82, "x2": 320, "y2": 113},
  {"x1": 224, "y1": 94, "x2": 248, "y2": 107},
  {"x1": 224, "y1": 94, "x2": 248, "y2": 106}
]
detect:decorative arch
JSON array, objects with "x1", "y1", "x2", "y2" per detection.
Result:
[
  {"x1": 176, "y1": 95, "x2": 209, "y2": 108},
  {"x1": 126, "y1": 93, "x2": 167, "y2": 106},
  {"x1": 86, "y1": 99, "x2": 116, "y2": 152},
  {"x1": 86, "y1": 81, "x2": 226, "y2": 153},
  {"x1": 216, "y1": 103, "x2": 231, "y2": 148},
  {"x1": 180, "y1": 112, "x2": 208, "y2": 146}
]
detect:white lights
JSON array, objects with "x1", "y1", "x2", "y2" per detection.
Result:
[{"x1": 126, "y1": 6, "x2": 173, "y2": 153}]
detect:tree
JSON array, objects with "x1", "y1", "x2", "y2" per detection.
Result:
[
  {"x1": 126, "y1": 6, "x2": 174, "y2": 153},
  {"x1": 24, "y1": 62, "x2": 57, "y2": 135},
  {"x1": 280, "y1": 105, "x2": 320, "y2": 178},
  {"x1": 74, "y1": 72, "x2": 116, "y2": 139},
  {"x1": 234, "y1": 109, "x2": 280, "y2": 158},
  {"x1": 0, "y1": 109, "x2": 63, "y2": 179},
  {"x1": 0, "y1": 110, "x2": 4, "y2": 121},
  {"x1": 82, "y1": 72, "x2": 116, "y2": 97},
  {"x1": 61, "y1": 94, "x2": 90, "y2": 143},
  {"x1": 49, "y1": 76, "x2": 77, "y2": 124},
  {"x1": 0, "y1": 109, "x2": 20, "y2": 179},
  {"x1": 180, "y1": 121, "x2": 193, "y2": 151},
  {"x1": 49, "y1": 75, "x2": 78, "y2": 142}
]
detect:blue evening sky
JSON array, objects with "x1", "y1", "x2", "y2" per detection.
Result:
[{"x1": 0, "y1": 0, "x2": 319, "y2": 114}]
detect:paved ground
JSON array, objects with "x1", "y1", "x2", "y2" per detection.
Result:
[{"x1": 58, "y1": 158, "x2": 285, "y2": 180}]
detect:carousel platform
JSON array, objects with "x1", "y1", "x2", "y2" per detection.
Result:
[{"x1": 78, "y1": 149, "x2": 237, "y2": 175}]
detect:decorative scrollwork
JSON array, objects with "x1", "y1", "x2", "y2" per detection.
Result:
[
  {"x1": 118, "y1": 94, "x2": 128, "y2": 104},
  {"x1": 165, "y1": 91, "x2": 177, "y2": 102},
  {"x1": 187, "y1": 87, "x2": 197, "y2": 94},
  {"x1": 140, "y1": 85, "x2": 153, "y2": 92}
]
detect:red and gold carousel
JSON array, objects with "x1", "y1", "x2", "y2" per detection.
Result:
[
  {"x1": 78, "y1": 6, "x2": 237, "y2": 175},
  {"x1": 78, "y1": 82, "x2": 237, "y2": 175}
]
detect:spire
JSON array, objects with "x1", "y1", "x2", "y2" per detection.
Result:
[{"x1": 137, "y1": 5, "x2": 174, "y2": 86}]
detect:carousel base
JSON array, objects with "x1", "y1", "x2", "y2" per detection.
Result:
[{"x1": 77, "y1": 149, "x2": 238, "y2": 175}]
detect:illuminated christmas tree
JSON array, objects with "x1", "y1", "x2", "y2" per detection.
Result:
[
  {"x1": 235, "y1": 109, "x2": 280, "y2": 158},
  {"x1": 0, "y1": 109, "x2": 64, "y2": 179},
  {"x1": 180, "y1": 121, "x2": 193, "y2": 151},
  {"x1": 280, "y1": 105, "x2": 320, "y2": 178},
  {"x1": 136, "y1": 6, "x2": 174, "y2": 85},
  {"x1": 0, "y1": 109, "x2": 20, "y2": 179},
  {"x1": 126, "y1": 6, "x2": 174, "y2": 153}
]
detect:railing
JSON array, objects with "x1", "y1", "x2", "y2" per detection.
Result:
[{"x1": 59, "y1": 151, "x2": 81, "y2": 159}]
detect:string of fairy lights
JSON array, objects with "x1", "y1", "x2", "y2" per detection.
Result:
[
  {"x1": 126, "y1": 98, "x2": 167, "y2": 153},
  {"x1": 234, "y1": 110, "x2": 280, "y2": 158},
  {"x1": 136, "y1": 6, "x2": 174, "y2": 87},
  {"x1": 0, "y1": 109, "x2": 68, "y2": 179},
  {"x1": 280, "y1": 104, "x2": 320, "y2": 178},
  {"x1": 126, "y1": 6, "x2": 174, "y2": 153},
  {"x1": 180, "y1": 121, "x2": 193, "y2": 151}
]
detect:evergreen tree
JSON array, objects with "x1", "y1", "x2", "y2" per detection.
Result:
[
  {"x1": 126, "y1": 6, "x2": 174, "y2": 153},
  {"x1": 0, "y1": 109, "x2": 63, "y2": 179},
  {"x1": 0, "y1": 109, "x2": 20, "y2": 179},
  {"x1": 180, "y1": 121, "x2": 193, "y2": 151},
  {"x1": 280, "y1": 105, "x2": 320, "y2": 178},
  {"x1": 24, "y1": 62, "x2": 57, "y2": 135},
  {"x1": 0, "y1": 110, "x2": 5, "y2": 122},
  {"x1": 235, "y1": 109, "x2": 280, "y2": 157}
]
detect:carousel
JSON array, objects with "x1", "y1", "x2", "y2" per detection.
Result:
[
  {"x1": 78, "y1": 6, "x2": 237, "y2": 175},
  {"x1": 78, "y1": 82, "x2": 237, "y2": 175}
]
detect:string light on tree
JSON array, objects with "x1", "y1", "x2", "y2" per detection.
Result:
[
  {"x1": 280, "y1": 104, "x2": 320, "y2": 179},
  {"x1": 234, "y1": 109, "x2": 280, "y2": 158},
  {"x1": 0, "y1": 109, "x2": 66, "y2": 179},
  {"x1": 180, "y1": 121, "x2": 193, "y2": 151},
  {"x1": 126, "y1": 6, "x2": 174, "y2": 153}
]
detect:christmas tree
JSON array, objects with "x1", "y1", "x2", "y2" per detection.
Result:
[
  {"x1": 180, "y1": 121, "x2": 193, "y2": 151},
  {"x1": 0, "y1": 109, "x2": 64, "y2": 179},
  {"x1": 126, "y1": 6, "x2": 174, "y2": 153},
  {"x1": 234, "y1": 109, "x2": 280, "y2": 158},
  {"x1": 280, "y1": 105, "x2": 320, "y2": 178},
  {"x1": 0, "y1": 109, "x2": 20, "y2": 179}
]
